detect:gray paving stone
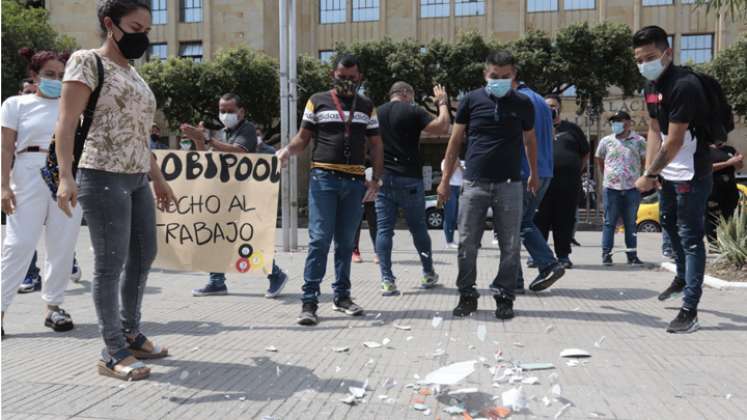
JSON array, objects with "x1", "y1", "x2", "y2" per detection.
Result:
[{"x1": 2, "y1": 229, "x2": 747, "y2": 419}]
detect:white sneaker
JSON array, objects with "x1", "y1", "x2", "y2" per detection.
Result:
[{"x1": 446, "y1": 242, "x2": 458, "y2": 249}]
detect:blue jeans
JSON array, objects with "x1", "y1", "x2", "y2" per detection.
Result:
[
  {"x1": 443, "y1": 185, "x2": 461, "y2": 243},
  {"x1": 78, "y1": 169, "x2": 157, "y2": 355},
  {"x1": 602, "y1": 188, "x2": 641, "y2": 257},
  {"x1": 208, "y1": 262, "x2": 283, "y2": 287},
  {"x1": 517, "y1": 177, "x2": 554, "y2": 288},
  {"x1": 301, "y1": 169, "x2": 366, "y2": 304},
  {"x1": 660, "y1": 174, "x2": 712, "y2": 310},
  {"x1": 456, "y1": 180, "x2": 522, "y2": 298},
  {"x1": 374, "y1": 174, "x2": 434, "y2": 283}
]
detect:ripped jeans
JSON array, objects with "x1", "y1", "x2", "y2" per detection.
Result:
[{"x1": 456, "y1": 180, "x2": 523, "y2": 298}]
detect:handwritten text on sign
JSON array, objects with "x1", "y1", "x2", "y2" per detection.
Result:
[{"x1": 152, "y1": 151, "x2": 280, "y2": 274}]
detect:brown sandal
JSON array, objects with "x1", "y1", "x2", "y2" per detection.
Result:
[
  {"x1": 97, "y1": 349, "x2": 150, "y2": 381},
  {"x1": 126, "y1": 333, "x2": 168, "y2": 359}
]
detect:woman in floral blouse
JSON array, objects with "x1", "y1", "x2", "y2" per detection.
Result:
[{"x1": 54, "y1": 0, "x2": 175, "y2": 381}]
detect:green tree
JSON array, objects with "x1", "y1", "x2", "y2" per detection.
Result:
[
  {"x1": 296, "y1": 54, "x2": 331, "y2": 123},
  {"x1": 1, "y1": 0, "x2": 78, "y2": 100},
  {"x1": 701, "y1": 35, "x2": 747, "y2": 117},
  {"x1": 693, "y1": 0, "x2": 747, "y2": 20},
  {"x1": 554, "y1": 22, "x2": 641, "y2": 115}
]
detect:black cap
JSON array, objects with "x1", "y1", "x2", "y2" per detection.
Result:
[{"x1": 608, "y1": 111, "x2": 631, "y2": 122}]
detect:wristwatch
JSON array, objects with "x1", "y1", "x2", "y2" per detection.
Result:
[{"x1": 644, "y1": 171, "x2": 658, "y2": 179}]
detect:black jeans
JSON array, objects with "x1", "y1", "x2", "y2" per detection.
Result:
[
  {"x1": 535, "y1": 174, "x2": 581, "y2": 260},
  {"x1": 78, "y1": 169, "x2": 157, "y2": 356}
]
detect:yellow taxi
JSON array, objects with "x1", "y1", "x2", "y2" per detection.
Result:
[{"x1": 635, "y1": 183, "x2": 747, "y2": 232}]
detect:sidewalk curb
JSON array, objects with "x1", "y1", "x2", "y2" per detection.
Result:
[{"x1": 660, "y1": 262, "x2": 747, "y2": 290}]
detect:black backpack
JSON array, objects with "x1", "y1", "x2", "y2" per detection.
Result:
[{"x1": 684, "y1": 67, "x2": 735, "y2": 145}]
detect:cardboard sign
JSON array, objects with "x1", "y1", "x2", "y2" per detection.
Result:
[{"x1": 152, "y1": 150, "x2": 280, "y2": 274}]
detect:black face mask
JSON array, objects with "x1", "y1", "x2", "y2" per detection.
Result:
[
  {"x1": 114, "y1": 22, "x2": 150, "y2": 60},
  {"x1": 333, "y1": 78, "x2": 357, "y2": 97},
  {"x1": 551, "y1": 108, "x2": 558, "y2": 120}
]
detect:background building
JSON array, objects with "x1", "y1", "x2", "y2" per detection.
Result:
[{"x1": 47, "y1": 0, "x2": 747, "y2": 207}]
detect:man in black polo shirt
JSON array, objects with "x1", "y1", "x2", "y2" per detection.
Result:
[
  {"x1": 277, "y1": 54, "x2": 383, "y2": 326},
  {"x1": 374, "y1": 81, "x2": 450, "y2": 296},
  {"x1": 180, "y1": 93, "x2": 290, "y2": 299},
  {"x1": 632, "y1": 26, "x2": 712, "y2": 334},
  {"x1": 437, "y1": 51, "x2": 539, "y2": 320}
]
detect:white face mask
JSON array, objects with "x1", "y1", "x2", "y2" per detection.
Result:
[
  {"x1": 219, "y1": 112, "x2": 240, "y2": 129},
  {"x1": 638, "y1": 55, "x2": 666, "y2": 81}
]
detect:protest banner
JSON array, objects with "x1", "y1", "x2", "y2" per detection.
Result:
[{"x1": 152, "y1": 150, "x2": 280, "y2": 274}]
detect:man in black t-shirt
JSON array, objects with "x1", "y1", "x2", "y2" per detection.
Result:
[
  {"x1": 375, "y1": 81, "x2": 450, "y2": 296},
  {"x1": 437, "y1": 51, "x2": 539, "y2": 320},
  {"x1": 277, "y1": 54, "x2": 384, "y2": 326},
  {"x1": 180, "y1": 93, "x2": 290, "y2": 300},
  {"x1": 535, "y1": 95, "x2": 589, "y2": 268},
  {"x1": 633, "y1": 26, "x2": 712, "y2": 334},
  {"x1": 706, "y1": 143, "x2": 743, "y2": 243}
]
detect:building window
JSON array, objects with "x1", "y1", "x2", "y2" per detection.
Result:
[
  {"x1": 421, "y1": 0, "x2": 450, "y2": 18},
  {"x1": 320, "y1": 0, "x2": 346, "y2": 24},
  {"x1": 455, "y1": 0, "x2": 485, "y2": 16},
  {"x1": 319, "y1": 50, "x2": 335, "y2": 64},
  {"x1": 152, "y1": 0, "x2": 167, "y2": 25},
  {"x1": 181, "y1": 0, "x2": 202, "y2": 23},
  {"x1": 179, "y1": 42, "x2": 203, "y2": 62},
  {"x1": 564, "y1": 0, "x2": 595, "y2": 10},
  {"x1": 353, "y1": 0, "x2": 379, "y2": 22},
  {"x1": 527, "y1": 0, "x2": 558, "y2": 12},
  {"x1": 642, "y1": 0, "x2": 673, "y2": 6},
  {"x1": 680, "y1": 34, "x2": 713, "y2": 64},
  {"x1": 149, "y1": 43, "x2": 168, "y2": 61}
]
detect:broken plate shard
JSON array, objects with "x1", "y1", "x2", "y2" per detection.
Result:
[
  {"x1": 265, "y1": 346, "x2": 278, "y2": 352},
  {"x1": 381, "y1": 337, "x2": 391, "y2": 346},
  {"x1": 501, "y1": 387, "x2": 528, "y2": 411},
  {"x1": 545, "y1": 324, "x2": 555, "y2": 333},
  {"x1": 332, "y1": 346, "x2": 350, "y2": 353},
  {"x1": 482, "y1": 406, "x2": 512, "y2": 419},
  {"x1": 521, "y1": 377, "x2": 540, "y2": 385},
  {"x1": 589, "y1": 412, "x2": 605, "y2": 418},
  {"x1": 551, "y1": 384, "x2": 562, "y2": 396},
  {"x1": 542, "y1": 396, "x2": 552, "y2": 407},
  {"x1": 554, "y1": 403, "x2": 572, "y2": 419},
  {"x1": 518, "y1": 363, "x2": 555, "y2": 371},
  {"x1": 513, "y1": 342, "x2": 524, "y2": 348},
  {"x1": 413, "y1": 403, "x2": 429, "y2": 411},
  {"x1": 559, "y1": 348, "x2": 591, "y2": 358},
  {"x1": 420, "y1": 360, "x2": 476, "y2": 385},
  {"x1": 594, "y1": 336, "x2": 606, "y2": 348},
  {"x1": 566, "y1": 360, "x2": 580, "y2": 367},
  {"x1": 448, "y1": 388, "x2": 479, "y2": 395},
  {"x1": 406, "y1": 336, "x2": 414, "y2": 341},
  {"x1": 477, "y1": 324, "x2": 487, "y2": 342},
  {"x1": 363, "y1": 341, "x2": 382, "y2": 349},
  {"x1": 341, "y1": 395, "x2": 357, "y2": 405},
  {"x1": 432, "y1": 316, "x2": 443, "y2": 328},
  {"x1": 394, "y1": 324, "x2": 412, "y2": 331},
  {"x1": 443, "y1": 405, "x2": 466, "y2": 415},
  {"x1": 349, "y1": 386, "x2": 366, "y2": 399}
]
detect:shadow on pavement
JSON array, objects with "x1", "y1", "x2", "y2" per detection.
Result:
[{"x1": 147, "y1": 356, "x2": 359, "y2": 402}]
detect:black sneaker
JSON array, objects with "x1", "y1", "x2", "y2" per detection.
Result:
[
  {"x1": 529, "y1": 263, "x2": 565, "y2": 292},
  {"x1": 452, "y1": 295, "x2": 478, "y2": 317},
  {"x1": 333, "y1": 297, "x2": 364, "y2": 316},
  {"x1": 514, "y1": 287, "x2": 526, "y2": 295},
  {"x1": 666, "y1": 308, "x2": 699, "y2": 334},
  {"x1": 602, "y1": 253, "x2": 613, "y2": 266},
  {"x1": 627, "y1": 256, "x2": 645, "y2": 266},
  {"x1": 297, "y1": 302, "x2": 319, "y2": 326},
  {"x1": 494, "y1": 295, "x2": 514, "y2": 320},
  {"x1": 571, "y1": 238, "x2": 581, "y2": 246},
  {"x1": 559, "y1": 258, "x2": 573, "y2": 269},
  {"x1": 658, "y1": 277, "x2": 685, "y2": 301}
]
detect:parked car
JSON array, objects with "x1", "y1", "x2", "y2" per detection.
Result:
[
  {"x1": 635, "y1": 183, "x2": 747, "y2": 233},
  {"x1": 424, "y1": 195, "x2": 492, "y2": 230}
]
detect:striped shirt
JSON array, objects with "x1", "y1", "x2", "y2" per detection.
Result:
[{"x1": 301, "y1": 91, "x2": 378, "y2": 174}]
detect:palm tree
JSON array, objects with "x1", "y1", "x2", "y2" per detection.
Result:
[{"x1": 693, "y1": 0, "x2": 747, "y2": 19}]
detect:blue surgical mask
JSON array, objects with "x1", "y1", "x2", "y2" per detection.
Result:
[
  {"x1": 638, "y1": 56, "x2": 666, "y2": 81},
  {"x1": 38, "y1": 78, "x2": 62, "y2": 99},
  {"x1": 611, "y1": 122, "x2": 625, "y2": 135},
  {"x1": 486, "y1": 78, "x2": 512, "y2": 98}
]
